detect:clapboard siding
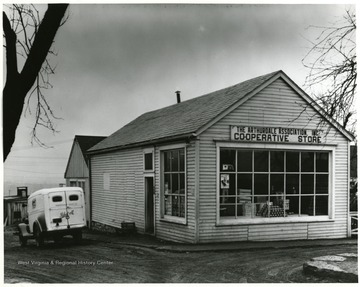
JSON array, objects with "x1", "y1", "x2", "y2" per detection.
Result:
[
  {"x1": 198, "y1": 78, "x2": 349, "y2": 243},
  {"x1": 65, "y1": 141, "x2": 88, "y2": 178},
  {"x1": 153, "y1": 143, "x2": 197, "y2": 243},
  {"x1": 248, "y1": 223, "x2": 308, "y2": 241},
  {"x1": 91, "y1": 148, "x2": 145, "y2": 232}
]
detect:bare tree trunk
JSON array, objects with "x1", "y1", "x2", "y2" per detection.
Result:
[{"x1": 3, "y1": 4, "x2": 69, "y2": 161}]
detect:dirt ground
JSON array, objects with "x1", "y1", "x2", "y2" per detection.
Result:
[{"x1": 3, "y1": 228, "x2": 357, "y2": 283}]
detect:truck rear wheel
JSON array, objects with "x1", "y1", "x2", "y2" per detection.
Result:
[{"x1": 34, "y1": 225, "x2": 44, "y2": 247}]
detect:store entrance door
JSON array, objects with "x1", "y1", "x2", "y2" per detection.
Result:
[{"x1": 145, "y1": 177, "x2": 154, "y2": 234}]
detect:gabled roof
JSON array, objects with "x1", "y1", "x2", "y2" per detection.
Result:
[
  {"x1": 89, "y1": 70, "x2": 353, "y2": 154},
  {"x1": 75, "y1": 135, "x2": 107, "y2": 161},
  {"x1": 65, "y1": 135, "x2": 106, "y2": 177},
  {"x1": 89, "y1": 71, "x2": 281, "y2": 153}
]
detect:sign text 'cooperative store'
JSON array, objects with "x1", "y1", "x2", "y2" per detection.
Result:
[{"x1": 230, "y1": 126, "x2": 323, "y2": 143}]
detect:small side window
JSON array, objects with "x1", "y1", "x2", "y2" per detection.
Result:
[
  {"x1": 144, "y1": 152, "x2": 153, "y2": 171},
  {"x1": 52, "y1": 196, "x2": 63, "y2": 202},
  {"x1": 32, "y1": 199, "x2": 36, "y2": 209},
  {"x1": 69, "y1": 195, "x2": 79, "y2": 201}
]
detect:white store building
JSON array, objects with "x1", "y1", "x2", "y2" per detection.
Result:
[{"x1": 88, "y1": 70, "x2": 354, "y2": 243}]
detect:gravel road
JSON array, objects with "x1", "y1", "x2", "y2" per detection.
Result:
[{"x1": 4, "y1": 229, "x2": 357, "y2": 283}]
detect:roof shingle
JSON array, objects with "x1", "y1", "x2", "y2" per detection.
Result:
[{"x1": 89, "y1": 70, "x2": 282, "y2": 153}]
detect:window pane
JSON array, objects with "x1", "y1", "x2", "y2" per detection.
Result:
[
  {"x1": 301, "y1": 152, "x2": 314, "y2": 172},
  {"x1": 164, "y1": 151, "x2": 171, "y2": 172},
  {"x1": 165, "y1": 195, "x2": 185, "y2": 218},
  {"x1": 254, "y1": 174, "x2": 268, "y2": 195},
  {"x1": 171, "y1": 151, "x2": 179, "y2": 172},
  {"x1": 220, "y1": 204, "x2": 235, "y2": 217},
  {"x1": 270, "y1": 174, "x2": 284, "y2": 194},
  {"x1": 254, "y1": 151, "x2": 268, "y2": 172},
  {"x1": 316, "y1": 153, "x2": 329, "y2": 172},
  {"x1": 217, "y1": 149, "x2": 330, "y2": 220},
  {"x1": 255, "y1": 197, "x2": 269, "y2": 217},
  {"x1": 286, "y1": 195, "x2": 299, "y2": 216},
  {"x1": 237, "y1": 197, "x2": 252, "y2": 217},
  {"x1": 286, "y1": 152, "x2": 299, "y2": 172},
  {"x1": 301, "y1": 174, "x2": 314, "y2": 194},
  {"x1": 162, "y1": 148, "x2": 186, "y2": 219},
  {"x1": 172, "y1": 195, "x2": 180, "y2": 216},
  {"x1": 220, "y1": 174, "x2": 235, "y2": 196},
  {"x1": 238, "y1": 150, "x2": 252, "y2": 172},
  {"x1": 220, "y1": 149, "x2": 236, "y2": 172},
  {"x1": 144, "y1": 153, "x2": 153, "y2": 170},
  {"x1": 301, "y1": 196, "x2": 314, "y2": 216},
  {"x1": 164, "y1": 195, "x2": 172, "y2": 215},
  {"x1": 164, "y1": 174, "x2": 171, "y2": 194},
  {"x1": 315, "y1": 196, "x2": 328, "y2": 215},
  {"x1": 286, "y1": 174, "x2": 299, "y2": 194},
  {"x1": 268, "y1": 200, "x2": 285, "y2": 217},
  {"x1": 270, "y1": 195, "x2": 284, "y2": 208},
  {"x1": 179, "y1": 173, "x2": 185, "y2": 194},
  {"x1": 316, "y1": 174, "x2": 328, "y2": 194},
  {"x1": 172, "y1": 173, "x2": 179, "y2": 194},
  {"x1": 220, "y1": 174, "x2": 235, "y2": 209},
  {"x1": 237, "y1": 174, "x2": 252, "y2": 195},
  {"x1": 179, "y1": 196, "x2": 185, "y2": 217},
  {"x1": 220, "y1": 196, "x2": 236, "y2": 204},
  {"x1": 179, "y1": 149, "x2": 185, "y2": 171},
  {"x1": 270, "y1": 151, "x2": 284, "y2": 172}
]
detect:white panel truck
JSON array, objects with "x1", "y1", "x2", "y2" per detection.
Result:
[{"x1": 18, "y1": 187, "x2": 86, "y2": 247}]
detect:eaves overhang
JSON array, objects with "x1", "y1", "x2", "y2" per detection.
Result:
[{"x1": 86, "y1": 132, "x2": 197, "y2": 156}]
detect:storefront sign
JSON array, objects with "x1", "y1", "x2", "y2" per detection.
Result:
[{"x1": 230, "y1": 126, "x2": 323, "y2": 143}]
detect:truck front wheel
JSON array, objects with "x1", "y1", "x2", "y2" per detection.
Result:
[
  {"x1": 18, "y1": 226, "x2": 27, "y2": 247},
  {"x1": 34, "y1": 225, "x2": 44, "y2": 247}
]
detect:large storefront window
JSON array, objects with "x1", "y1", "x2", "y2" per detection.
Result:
[
  {"x1": 163, "y1": 149, "x2": 185, "y2": 218},
  {"x1": 219, "y1": 149, "x2": 329, "y2": 219}
]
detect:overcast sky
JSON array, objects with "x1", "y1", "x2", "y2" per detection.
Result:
[{"x1": 3, "y1": 3, "x2": 355, "y2": 190}]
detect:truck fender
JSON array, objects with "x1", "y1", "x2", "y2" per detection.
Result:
[{"x1": 35, "y1": 213, "x2": 47, "y2": 233}]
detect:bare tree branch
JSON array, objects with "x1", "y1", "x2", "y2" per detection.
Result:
[
  {"x1": 3, "y1": 4, "x2": 69, "y2": 161},
  {"x1": 302, "y1": 8, "x2": 356, "y2": 136}
]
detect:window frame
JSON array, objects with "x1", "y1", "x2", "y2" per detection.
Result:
[
  {"x1": 216, "y1": 142, "x2": 335, "y2": 226},
  {"x1": 143, "y1": 148, "x2": 155, "y2": 172},
  {"x1": 159, "y1": 144, "x2": 187, "y2": 225}
]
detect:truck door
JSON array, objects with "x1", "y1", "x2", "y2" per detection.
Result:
[
  {"x1": 48, "y1": 191, "x2": 68, "y2": 228},
  {"x1": 66, "y1": 190, "x2": 85, "y2": 227}
]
